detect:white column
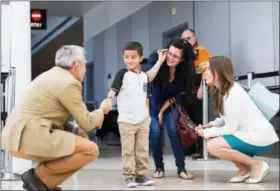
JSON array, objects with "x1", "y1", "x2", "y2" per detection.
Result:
[
  {"x1": 1, "y1": 1, "x2": 11, "y2": 73},
  {"x1": 10, "y1": 2, "x2": 31, "y2": 103},
  {"x1": 1, "y1": 1, "x2": 32, "y2": 175}
]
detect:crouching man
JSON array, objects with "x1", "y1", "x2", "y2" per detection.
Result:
[{"x1": 1, "y1": 45, "x2": 111, "y2": 191}]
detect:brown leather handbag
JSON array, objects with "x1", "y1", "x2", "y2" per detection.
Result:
[{"x1": 169, "y1": 99, "x2": 198, "y2": 147}]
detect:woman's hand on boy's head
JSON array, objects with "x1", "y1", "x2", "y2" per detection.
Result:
[{"x1": 157, "y1": 49, "x2": 168, "y2": 64}]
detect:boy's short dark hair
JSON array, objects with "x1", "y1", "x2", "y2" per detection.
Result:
[
  {"x1": 123, "y1": 41, "x2": 143, "y2": 56},
  {"x1": 140, "y1": 58, "x2": 148, "y2": 65}
]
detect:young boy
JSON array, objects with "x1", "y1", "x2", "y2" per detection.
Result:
[{"x1": 107, "y1": 41, "x2": 154, "y2": 188}]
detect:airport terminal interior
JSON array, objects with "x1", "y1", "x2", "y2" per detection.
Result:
[{"x1": 1, "y1": 1, "x2": 280, "y2": 190}]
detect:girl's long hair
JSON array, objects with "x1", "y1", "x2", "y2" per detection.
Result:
[{"x1": 209, "y1": 56, "x2": 235, "y2": 115}]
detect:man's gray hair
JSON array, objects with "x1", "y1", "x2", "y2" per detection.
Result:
[{"x1": 55, "y1": 45, "x2": 85, "y2": 69}]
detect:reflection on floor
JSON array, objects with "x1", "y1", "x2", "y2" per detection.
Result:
[{"x1": 1, "y1": 146, "x2": 279, "y2": 190}]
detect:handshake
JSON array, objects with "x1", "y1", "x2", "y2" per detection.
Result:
[{"x1": 99, "y1": 98, "x2": 112, "y2": 115}]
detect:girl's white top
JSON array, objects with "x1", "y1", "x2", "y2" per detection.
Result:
[{"x1": 204, "y1": 82, "x2": 279, "y2": 146}]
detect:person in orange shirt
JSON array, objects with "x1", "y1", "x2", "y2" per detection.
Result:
[
  {"x1": 182, "y1": 29, "x2": 210, "y2": 76},
  {"x1": 181, "y1": 29, "x2": 210, "y2": 159}
]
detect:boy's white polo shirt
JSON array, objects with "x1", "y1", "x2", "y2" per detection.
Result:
[{"x1": 111, "y1": 68, "x2": 151, "y2": 124}]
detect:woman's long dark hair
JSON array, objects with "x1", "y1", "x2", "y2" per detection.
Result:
[{"x1": 153, "y1": 38, "x2": 196, "y2": 92}]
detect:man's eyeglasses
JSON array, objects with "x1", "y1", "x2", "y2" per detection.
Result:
[{"x1": 184, "y1": 36, "x2": 192, "y2": 41}]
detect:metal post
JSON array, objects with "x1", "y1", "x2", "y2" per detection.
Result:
[
  {"x1": 196, "y1": 79, "x2": 218, "y2": 161},
  {"x1": 202, "y1": 80, "x2": 209, "y2": 160},
  {"x1": 1, "y1": 67, "x2": 21, "y2": 181},
  {"x1": 247, "y1": 72, "x2": 253, "y2": 89},
  {"x1": 1, "y1": 1, "x2": 20, "y2": 180}
]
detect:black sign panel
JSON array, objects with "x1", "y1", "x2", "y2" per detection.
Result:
[{"x1": 30, "y1": 9, "x2": 46, "y2": 30}]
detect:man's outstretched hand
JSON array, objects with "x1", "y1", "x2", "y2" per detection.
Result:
[{"x1": 100, "y1": 99, "x2": 111, "y2": 114}]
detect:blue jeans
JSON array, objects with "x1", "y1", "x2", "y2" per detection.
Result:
[{"x1": 150, "y1": 107, "x2": 185, "y2": 170}]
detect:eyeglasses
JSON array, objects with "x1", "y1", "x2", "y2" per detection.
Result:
[
  {"x1": 167, "y1": 51, "x2": 181, "y2": 60},
  {"x1": 184, "y1": 36, "x2": 192, "y2": 41}
]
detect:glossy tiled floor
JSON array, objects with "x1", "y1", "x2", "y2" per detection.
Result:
[{"x1": 1, "y1": 146, "x2": 279, "y2": 190}]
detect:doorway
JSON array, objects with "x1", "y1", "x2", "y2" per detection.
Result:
[
  {"x1": 162, "y1": 22, "x2": 189, "y2": 47},
  {"x1": 83, "y1": 61, "x2": 95, "y2": 109}
]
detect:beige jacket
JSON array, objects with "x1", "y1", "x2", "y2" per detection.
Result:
[{"x1": 1, "y1": 66, "x2": 104, "y2": 157}]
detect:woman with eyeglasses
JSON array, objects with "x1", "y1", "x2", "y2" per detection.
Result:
[
  {"x1": 195, "y1": 56, "x2": 279, "y2": 183},
  {"x1": 145, "y1": 38, "x2": 196, "y2": 180}
]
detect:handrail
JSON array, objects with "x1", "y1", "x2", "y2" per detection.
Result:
[
  {"x1": 235, "y1": 71, "x2": 279, "y2": 90},
  {"x1": 234, "y1": 71, "x2": 280, "y2": 119},
  {"x1": 267, "y1": 85, "x2": 280, "y2": 91},
  {"x1": 235, "y1": 71, "x2": 279, "y2": 81}
]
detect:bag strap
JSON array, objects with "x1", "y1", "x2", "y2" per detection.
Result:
[
  {"x1": 169, "y1": 98, "x2": 189, "y2": 119},
  {"x1": 169, "y1": 98, "x2": 178, "y2": 120}
]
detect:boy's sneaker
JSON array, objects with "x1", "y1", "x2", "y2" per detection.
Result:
[
  {"x1": 135, "y1": 176, "x2": 154, "y2": 186},
  {"x1": 125, "y1": 177, "x2": 137, "y2": 188}
]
